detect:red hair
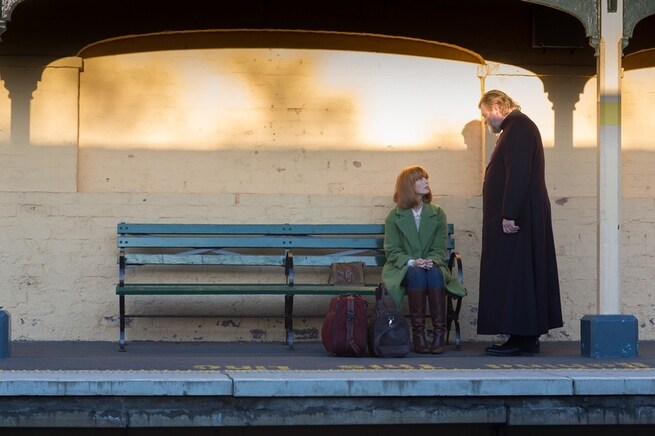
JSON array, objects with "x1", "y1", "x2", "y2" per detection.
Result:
[{"x1": 393, "y1": 165, "x2": 432, "y2": 209}]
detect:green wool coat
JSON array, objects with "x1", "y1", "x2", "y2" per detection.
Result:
[{"x1": 381, "y1": 203, "x2": 450, "y2": 308}]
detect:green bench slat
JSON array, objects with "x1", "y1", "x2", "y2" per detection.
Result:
[
  {"x1": 291, "y1": 255, "x2": 386, "y2": 267},
  {"x1": 123, "y1": 254, "x2": 286, "y2": 266},
  {"x1": 118, "y1": 223, "x2": 386, "y2": 235},
  {"x1": 118, "y1": 235, "x2": 384, "y2": 249},
  {"x1": 122, "y1": 254, "x2": 386, "y2": 267},
  {"x1": 117, "y1": 283, "x2": 377, "y2": 295}
]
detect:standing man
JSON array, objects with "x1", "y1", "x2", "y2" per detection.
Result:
[{"x1": 477, "y1": 89, "x2": 563, "y2": 356}]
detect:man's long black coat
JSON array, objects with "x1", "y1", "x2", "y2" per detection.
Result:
[{"x1": 477, "y1": 110, "x2": 563, "y2": 336}]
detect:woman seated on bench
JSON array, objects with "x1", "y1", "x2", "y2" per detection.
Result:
[{"x1": 381, "y1": 165, "x2": 449, "y2": 355}]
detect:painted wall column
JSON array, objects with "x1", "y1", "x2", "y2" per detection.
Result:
[{"x1": 597, "y1": 0, "x2": 622, "y2": 314}]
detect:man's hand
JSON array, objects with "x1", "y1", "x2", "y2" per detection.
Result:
[{"x1": 502, "y1": 218, "x2": 520, "y2": 234}]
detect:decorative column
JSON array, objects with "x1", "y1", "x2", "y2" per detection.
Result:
[
  {"x1": 524, "y1": 0, "x2": 651, "y2": 357},
  {"x1": 0, "y1": 0, "x2": 26, "y2": 36},
  {"x1": 580, "y1": 0, "x2": 638, "y2": 358}
]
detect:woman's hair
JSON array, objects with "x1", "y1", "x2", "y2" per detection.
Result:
[
  {"x1": 478, "y1": 89, "x2": 521, "y2": 115},
  {"x1": 393, "y1": 165, "x2": 432, "y2": 209}
]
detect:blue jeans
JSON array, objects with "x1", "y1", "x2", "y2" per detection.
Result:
[{"x1": 402, "y1": 266, "x2": 445, "y2": 290}]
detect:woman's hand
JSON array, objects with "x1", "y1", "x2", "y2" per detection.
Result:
[{"x1": 414, "y1": 258, "x2": 433, "y2": 270}]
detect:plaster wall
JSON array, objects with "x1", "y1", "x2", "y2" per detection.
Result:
[{"x1": 1, "y1": 45, "x2": 654, "y2": 343}]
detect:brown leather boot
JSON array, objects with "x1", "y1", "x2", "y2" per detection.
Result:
[
  {"x1": 407, "y1": 288, "x2": 429, "y2": 354},
  {"x1": 427, "y1": 287, "x2": 447, "y2": 354}
]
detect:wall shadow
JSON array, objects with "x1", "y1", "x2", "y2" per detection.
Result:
[{"x1": 0, "y1": 64, "x2": 45, "y2": 145}]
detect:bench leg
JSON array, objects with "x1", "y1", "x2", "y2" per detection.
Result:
[
  {"x1": 446, "y1": 251, "x2": 464, "y2": 350},
  {"x1": 119, "y1": 295, "x2": 126, "y2": 352},
  {"x1": 285, "y1": 295, "x2": 295, "y2": 351},
  {"x1": 446, "y1": 296, "x2": 462, "y2": 351}
]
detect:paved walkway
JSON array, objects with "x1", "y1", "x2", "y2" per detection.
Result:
[
  {"x1": 2, "y1": 341, "x2": 655, "y2": 428},
  {"x1": 2, "y1": 340, "x2": 654, "y2": 392},
  {"x1": 2, "y1": 340, "x2": 654, "y2": 370}
]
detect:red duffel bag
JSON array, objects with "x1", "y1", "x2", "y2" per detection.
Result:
[{"x1": 321, "y1": 294, "x2": 368, "y2": 356}]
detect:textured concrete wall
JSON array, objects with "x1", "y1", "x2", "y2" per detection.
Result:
[{"x1": 1, "y1": 45, "x2": 654, "y2": 343}]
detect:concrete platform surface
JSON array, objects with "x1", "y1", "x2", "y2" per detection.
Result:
[
  {"x1": 1, "y1": 340, "x2": 654, "y2": 395},
  {"x1": 1, "y1": 339, "x2": 654, "y2": 370},
  {"x1": 2, "y1": 341, "x2": 655, "y2": 428}
]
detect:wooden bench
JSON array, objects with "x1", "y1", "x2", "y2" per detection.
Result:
[{"x1": 116, "y1": 223, "x2": 464, "y2": 351}]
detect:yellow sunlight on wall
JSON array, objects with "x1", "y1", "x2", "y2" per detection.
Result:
[
  {"x1": 28, "y1": 61, "x2": 81, "y2": 146},
  {"x1": 0, "y1": 81, "x2": 9, "y2": 144},
  {"x1": 485, "y1": 64, "x2": 597, "y2": 149},
  {"x1": 623, "y1": 67, "x2": 655, "y2": 151},
  {"x1": 79, "y1": 48, "x2": 481, "y2": 151}
]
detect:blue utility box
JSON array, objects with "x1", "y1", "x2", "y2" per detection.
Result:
[
  {"x1": 580, "y1": 314, "x2": 638, "y2": 358},
  {"x1": 0, "y1": 309, "x2": 10, "y2": 358}
]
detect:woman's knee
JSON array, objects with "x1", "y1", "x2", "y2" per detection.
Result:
[
  {"x1": 426, "y1": 267, "x2": 445, "y2": 288},
  {"x1": 403, "y1": 266, "x2": 427, "y2": 288}
]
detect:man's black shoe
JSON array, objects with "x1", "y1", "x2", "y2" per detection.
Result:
[
  {"x1": 485, "y1": 342, "x2": 521, "y2": 356},
  {"x1": 485, "y1": 336, "x2": 540, "y2": 356},
  {"x1": 521, "y1": 337, "x2": 540, "y2": 356},
  {"x1": 485, "y1": 335, "x2": 521, "y2": 356}
]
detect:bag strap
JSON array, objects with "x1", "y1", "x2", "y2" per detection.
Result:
[
  {"x1": 375, "y1": 283, "x2": 384, "y2": 302},
  {"x1": 345, "y1": 296, "x2": 362, "y2": 355},
  {"x1": 375, "y1": 283, "x2": 399, "y2": 311}
]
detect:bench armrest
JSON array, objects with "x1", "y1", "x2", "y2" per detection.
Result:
[
  {"x1": 448, "y1": 251, "x2": 464, "y2": 284},
  {"x1": 285, "y1": 251, "x2": 294, "y2": 285}
]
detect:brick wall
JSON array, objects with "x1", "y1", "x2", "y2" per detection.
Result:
[{"x1": 1, "y1": 46, "x2": 654, "y2": 342}]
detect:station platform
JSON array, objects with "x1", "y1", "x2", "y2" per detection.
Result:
[{"x1": 1, "y1": 340, "x2": 655, "y2": 430}]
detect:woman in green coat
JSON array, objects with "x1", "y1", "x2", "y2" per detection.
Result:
[{"x1": 382, "y1": 165, "x2": 449, "y2": 354}]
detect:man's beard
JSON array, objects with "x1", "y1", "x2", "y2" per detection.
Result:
[{"x1": 486, "y1": 122, "x2": 501, "y2": 134}]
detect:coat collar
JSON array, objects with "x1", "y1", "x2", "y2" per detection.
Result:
[{"x1": 394, "y1": 204, "x2": 438, "y2": 253}]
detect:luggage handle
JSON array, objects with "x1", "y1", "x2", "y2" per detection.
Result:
[{"x1": 375, "y1": 283, "x2": 399, "y2": 311}]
